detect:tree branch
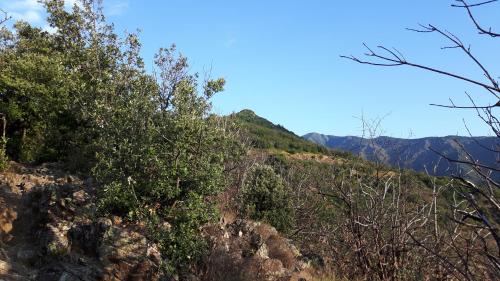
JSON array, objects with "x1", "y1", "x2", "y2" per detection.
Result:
[
  {"x1": 0, "y1": 9, "x2": 10, "y2": 26},
  {"x1": 452, "y1": 0, "x2": 500, "y2": 37}
]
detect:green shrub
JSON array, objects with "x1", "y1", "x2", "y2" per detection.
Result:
[
  {"x1": 240, "y1": 164, "x2": 294, "y2": 233},
  {"x1": 93, "y1": 45, "x2": 244, "y2": 274},
  {"x1": 0, "y1": 1, "x2": 245, "y2": 275}
]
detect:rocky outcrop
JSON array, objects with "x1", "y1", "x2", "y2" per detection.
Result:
[
  {"x1": 0, "y1": 198, "x2": 16, "y2": 241},
  {"x1": 201, "y1": 219, "x2": 313, "y2": 281},
  {"x1": 0, "y1": 163, "x2": 161, "y2": 281},
  {"x1": 1, "y1": 162, "x2": 322, "y2": 281}
]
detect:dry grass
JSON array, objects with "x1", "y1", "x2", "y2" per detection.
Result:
[{"x1": 266, "y1": 235, "x2": 296, "y2": 269}]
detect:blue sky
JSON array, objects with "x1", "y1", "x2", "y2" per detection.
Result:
[{"x1": 1, "y1": 0, "x2": 499, "y2": 138}]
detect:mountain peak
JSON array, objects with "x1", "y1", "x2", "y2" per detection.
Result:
[
  {"x1": 232, "y1": 110, "x2": 330, "y2": 154},
  {"x1": 236, "y1": 109, "x2": 256, "y2": 116}
]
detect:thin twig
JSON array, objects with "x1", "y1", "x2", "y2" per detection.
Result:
[{"x1": 452, "y1": 0, "x2": 500, "y2": 37}]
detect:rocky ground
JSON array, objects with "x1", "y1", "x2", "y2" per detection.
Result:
[{"x1": 0, "y1": 163, "x2": 319, "y2": 281}]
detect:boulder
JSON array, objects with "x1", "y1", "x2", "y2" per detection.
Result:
[{"x1": 201, "y1": 219, "x2": 308, "y2": 281}]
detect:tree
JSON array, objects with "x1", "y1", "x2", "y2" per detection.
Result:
[
  {"x1": 0, "y1": 0, "x2": 245, "y2": 275},
  {"x1": 343, "y1": 1, "x2": 499, "y2": 279},
  {"x1": 93, "y1": 43, "x2": 244, "y2": 273},
  {"x1": 0, "y1": 9, "x2": 10, "y2": 171}
]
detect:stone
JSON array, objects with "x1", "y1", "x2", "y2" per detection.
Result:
[
  {"x1": 111, "y1": 216, "x2": 122, "y2": 225},
  {"x1": 72, "y1": 190, "x2": 88, "y2": 205},
  {"x1": 261, "y1": 259, "x2": 285, "y2": 280},
  {"x1": 249, "y1": 230, "x2": 264, "y2": 249},
  {"x1": 0, "y1": 205, "x2": 17, "y2": 235},
  {"x1": 99, "y1": 227, "x2": 147, "y2": 262},
  {"x1": 0, "y1": 259, "x2": 10, "y2": 275},
  {"x1": 147, "y1": 245, "x2": 162, "y2": 265},
  {"x1": 66, "y1": 175, "x2": 77, "y2": 183},
  {"x1": 42, "y1": 223, "x2": 70, "y2": 256},
  {"x1": 255, "y1": 243, "x2": 269, "y2": 259},
  {"x1": 98, "y1": 218, "x2": 113, "y2": 230},
  {"x1": 161, "y1": 221, "x2": 171, "y2": 232},
  {"x1": 285, "y1": 239, "x2": 301, "y2": 257}
]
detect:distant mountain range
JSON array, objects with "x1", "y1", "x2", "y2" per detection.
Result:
[
  {"x1": 231, "y1": 109, "x2": 499, "y2": 179},
  {"x1": 303, "y1": 132, "x2": 499, "y2": 178}
]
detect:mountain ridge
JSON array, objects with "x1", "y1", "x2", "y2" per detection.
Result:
[{"x1": 303, "y1": 132, "x2": 498, "y2": 178}]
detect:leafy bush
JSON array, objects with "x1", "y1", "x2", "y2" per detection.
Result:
[
  {"x1": 0, "y1": 0, "x2": 244, "y2": 275},
  {"x1": 93, "y1": 45, "x2": 243, "y2": 273},
  {"x1": 239, "y1": 164, "x2": 294, "y2": 233}
]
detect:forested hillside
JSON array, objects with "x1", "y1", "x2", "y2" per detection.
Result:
[
  {"x1": 233, "y1": 109, "x2": 330, "y2": 154},
  {"x1": 304, "y1": 132, "x2": 499, "y2": 178},
  {"x1": 0, "y1": 1, "x2": 498, "y2": 281}
]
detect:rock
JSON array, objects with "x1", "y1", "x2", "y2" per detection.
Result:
[
  {"x1": 68, "y1": 222, "x2": 103, "y2": 256},
  {"x1": 0, "y1": 221, "x2": 12, "y2": 234},
  {"x1": 285, "y1": 239, "x2": 301, "y2": 257},
  {"x1": 0, "y1": 204, "x2": 17, "y2": 237},
  {"x1": 255, "y1": 243, "x2": 269, "y2": 259},
  {"x1": 0, "y1": 259, "x2": 10, "y2": 275},
  {"x1": 261, "y1": 259, "x2": 285, "y2": 280},
  {"x1": 40, "y1": 223, "x2": 71, "y2": 256},
  {"x1": 72, "y1": 190, "x2": 88, "y2": 205},
  {"x1": 229, "y1": 219, "x2": 251, "y2": 236},
  {"x1": 147, "y1": 245, "x2": 162, "y2": 265},
  {"x1": 66, "y1": 175, "x2": 77, "y2": 183},
  {"x1": 161, "y1": 221, "x2": 171, "y2": 232},
  {"x1": 111, "y1": 216, "x2": 122, "y2": 225},
  {"x1": 56, "y1": 177, "x2": 67, "y2": 185},
  {"x1": 99, "y1": 226, "x2": 147, "y2": 262},
  {"x1": 98, "y1": 218, "x2": 113, "y2": 230},
  {"x1": 249, "y1": 230, "x2": 264, "y2": 249},
  {"x1": 202, "y1": 219, "x2": 307, "y2": 280}
]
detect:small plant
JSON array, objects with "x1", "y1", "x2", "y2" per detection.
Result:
[{"x1": 239, "y1": 164, "x2": 294, "y2": 233}]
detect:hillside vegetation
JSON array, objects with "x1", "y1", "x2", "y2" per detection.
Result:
[
  {"x1": 234, "y1": 109, "x2": 326, "y2": 154},
  {"x1": 0, "y1": 1, "x2": 498, "y2": 281},
  {"x1": 304, "y1": 132, "x2": 499, "y2": 179},
  {"x1": 234, "y1": 109, "x2": 349, "y2": 157}
]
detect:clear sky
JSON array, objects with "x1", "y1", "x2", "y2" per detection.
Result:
[{"x1": 2, "y1": 0, "x2": 499, "y2": 138}]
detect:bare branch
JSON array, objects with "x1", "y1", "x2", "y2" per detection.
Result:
[
  {"x1": 429, "y1": 146, "x2": 500, "y2": 172},
  {"x1": 452, "y1": 0, "x2": 500, "y2": 37},
  {"x1": 429, "y1": 102, "x2": 499, "y2": 109},
  {"x1": 0, "y1": 9, "x2": 11, "y2": 26},
  {"x1": 343, "y1": 22, "x2": 500, "y2": 95},
  {"x1": 341, "y1": 46, "x2": 499, "y2": 93}
]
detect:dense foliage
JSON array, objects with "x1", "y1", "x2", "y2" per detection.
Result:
[
  {"x1": 1, "y1": 1, "x2": 496, "y2": 280},
  {"x1": 234, "y1": 109, "x2": 332, "y2": 154},
  {"x1": 239, "y1": 164, "x2": 294, "y2": 233},
  {"x1": 94, "y1": 45, "x2": 244, "y2": 271},
  {"x1": 0, "y1": 0, "x2": 244, "y2": 275}
]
